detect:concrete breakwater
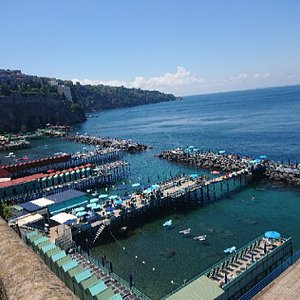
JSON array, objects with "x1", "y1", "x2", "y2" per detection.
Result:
[
  {"x1": 157, "y1": 148, "x2": 252, "y2": 173},
  {"x1": 66, "y1": 134, "x2": 148, "y2": 153}
]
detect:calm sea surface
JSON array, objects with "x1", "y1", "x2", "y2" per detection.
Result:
[{"x1": 2, "y1": 85, "x2": 300, "y2": 299}]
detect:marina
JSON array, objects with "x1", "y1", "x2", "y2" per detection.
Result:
[{"x1": 1, "y1": 86, "x2": 300, "y2": 299}]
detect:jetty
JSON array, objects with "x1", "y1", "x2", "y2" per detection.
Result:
[
  {"x1": 164, "y1": 234, "x2": 293, "y2": 300},
  {"x1": 66, "y1": 134, "x2": 148, "y2": 153},
  {"x1": 157, "y1": 147, "x2": 254, "y2": 173}
]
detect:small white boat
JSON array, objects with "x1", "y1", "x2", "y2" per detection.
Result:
[
  {"x1": 92, "y1": 191, "x2": 99, "y2": 197},
  {"x1": 224, "y1": 246, "x2": 236, "y2": 254},
  {"x1": 5, "y1": 152, "x2": 15, "y2": 158},
  {"x1": 179, "y1": 228, "x2": 191, "y2": 235},
  {"x1": 163, "y1": 220, "x2": 172, "y2": 227},
  {"x1": 193, "y1": 235, "x2": 207, "y2": 241}
]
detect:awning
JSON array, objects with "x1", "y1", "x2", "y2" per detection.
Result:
[
  {"x1": 50, "y1": 212, "x2": 77, "y2": 224},
  {"x1": 17, "y1": 213, "x2": 44, "y2": 227}
]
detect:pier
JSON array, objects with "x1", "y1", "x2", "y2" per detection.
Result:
[
  {"x1": 66, "y1": 134, "x2": 148, "y2": 153},
  {"x1": 164, "y1": 234, "x2": 293, "y2": 300}
]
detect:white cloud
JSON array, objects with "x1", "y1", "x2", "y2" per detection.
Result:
[
  {"x1": 130, "y1": 67, "x2": 205, "y2": 89},
  {"x1": 228, "y1": 73, "x2": 249, "y2": 81},
  {"x1": 72, "y1": 68, "x2": 292, "y2": 96},
  {"x1": 253, "y1": 72, "x2": 270, "y2": 79},
  {"x1": 72, "y1": 67, "x2": 205, "y2": 95}
]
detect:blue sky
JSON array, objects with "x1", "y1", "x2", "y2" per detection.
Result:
[{"x1": 1, "y1": 0, "x2": 300, "y2": 95}]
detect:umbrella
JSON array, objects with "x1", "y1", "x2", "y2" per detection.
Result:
[
  {"x1": 190, "y1": 173, "x2": 198, "y2": 178},
  {"x1": 90, "y1": 198, "x2": 99, "y2": 203},
  {"x1": 76, "y1": 211, "x2": 88, "y2": 217},
  {"x1": 105, "y1": 206, "x2": 115, "y2": 212},
  {"x1": 99, "y1": 194, "x2": 108, "y2": 199},
  {"x1": 74, "y1": 206, "x2": 85, "y2": 212},
  {"x1": 132, "y1": 183, "x2": 141, "y2": 188},
  {"x1": 151, "y1": 184, "x2": 160, "y2": 190},
  {"x1": 114, "y1": 200, "x2": 123, "y2": 205},
  {"x1": 259, "y1": 155, "x2": 268, "y2": 159},
  {"x1": 92, "y1": 204, "x2": 101, "y2": 210},
  {"x1": 264, "y1": 231, "x2": 281, "y2": 239},
  {"x1": 109, "y1": 195, "x2": 119, "y2": 200}
]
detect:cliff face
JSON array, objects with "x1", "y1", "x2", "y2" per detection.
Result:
[{"x1": 0, "y1": 94, "x2": 85, "y2": 132}]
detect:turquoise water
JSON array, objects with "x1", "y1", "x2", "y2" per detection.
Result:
[{"x1": 1, "y1": 85, "x2": 300, "y2": 299}]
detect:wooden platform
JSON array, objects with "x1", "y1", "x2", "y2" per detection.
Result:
[{"x1": 254, "y1": 259, "x2": 300, "y2": 300}]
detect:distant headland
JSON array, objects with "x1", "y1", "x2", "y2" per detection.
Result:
[{"x1": 0, "y1": 69, "x2": 177, "y2": 133}]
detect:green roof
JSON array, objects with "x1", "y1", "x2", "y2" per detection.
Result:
[
  {"x1": 45, "y1": 247, "x2": 61, "y2": 258},
  {"x1": 109, "y1": 294, "x2": 123, "y2": 300},
  {"x1": 62, "y1": 260, "x2": 78, "y2": 272},
  {"x1": 29, "y1": 233, "x2": 42, "y2": 242},
  {"x1": 81, "y1": 275, "x2": 98, "y2": 290},
  {"x1": 37, "y1": 240, "x2": 52, "y2": 250},
  {"x1": 75, "y1": 269, "x2": 92, "y2": 284},
  {"x1": 166, "y1": 275, "x2": 224, "y2": 300},
  {"x1": 26, "y1": 230, "x2": 38, "y2": 239},
  {"x1": 33, "y1": 236, "x2": 48, "y2": 246},
  {"x1": 56, "y1": 255, "x2": 72, "y2": 267},
  {"x1": 94, "y1": 287, "x2": 114, "y2": 300},
  {"x1": 88, "y1": 281, "x2": 107, "y2": 296},
  {"x1": 67, "y1": 265, "x2": 84, "y2": 278},
  {"x1": 41, "y1": 243, "x2": 56, "y2": 253},
  {"x1": 51, "y1": 250, "x2": 67, "y2": 262}
]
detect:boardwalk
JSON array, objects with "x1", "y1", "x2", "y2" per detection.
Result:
[{"x1": 254, "y1": 259, "x2": 300, "y2": 300}]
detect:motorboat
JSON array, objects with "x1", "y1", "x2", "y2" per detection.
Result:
[
  {"x1": 5, "y1": 152, "x2": 15, "y2": 158},
  {"x1": 224, "y1": 246, "x2": 236, "y2": 254},
  {"x1": 179, "y1": 228, "x2": 191, "y2": 235},
  {"x1": 163, "y1": 220, "x2": 172, "y2": 227},
  {"x1": 193, "y1": 235, "x2": 207, "y2": 241}
]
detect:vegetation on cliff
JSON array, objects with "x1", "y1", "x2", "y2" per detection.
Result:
[
  {"x1": 0, "y1": 69, "x2": 177, "y2": 132},
  {"x1": 64, "y1": 81, "x2": 176, "y2": 111}
]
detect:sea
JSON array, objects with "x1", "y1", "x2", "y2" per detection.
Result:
[{"x1": 1, "y1": 85, "x2": 300, "y2": 299}]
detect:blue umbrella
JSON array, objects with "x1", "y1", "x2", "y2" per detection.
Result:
[
  {"x1": 151, "y1": 184, "x2": 160, "y2": 190},
  {"x1": 190, "y1": 173, "x2": 198, "y2": 178},
  {"x1": 264, "y1": 231, "x2": 281, "y2": 239},
  {"x1": 132, "y1": 183, "x2": 141, "y2": 188},
  {"x1": 99, "y1": 194, "x2": 108, "y2": 199},
  {"x1": 74, "y1": 206, "x2": 85, "y2": 212},
  {"x1": 259, "y1": 155, "x2": 268, "y2": 159},
  {"x1": 90, "y1": 198, "x2": 99, "y2": 203},
  {"x1": 105, "y1": 206, "x2": 115, "y2": 212},
  {"x1": 76, "y1": 211, "x2": 88, "y2": 217},
  {"x1": 114, "y1": 199, "x2": 123, "y2": 205}
]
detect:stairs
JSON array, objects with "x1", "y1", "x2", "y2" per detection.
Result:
[{"x1": 92, "y1": 224, "x2": 106, "y2": 244}]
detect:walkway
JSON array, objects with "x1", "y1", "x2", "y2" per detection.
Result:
[{"x1": 254, "y1": 259, "x2": 300, "y2": 300}]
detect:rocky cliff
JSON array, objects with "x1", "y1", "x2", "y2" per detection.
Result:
[{"x1": 0, "y1": 94, "x2": 85, "y2": 132}]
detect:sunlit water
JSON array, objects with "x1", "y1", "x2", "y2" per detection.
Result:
[{"x1": 1, "y1": 85, "x2": 300, "y2": 299}]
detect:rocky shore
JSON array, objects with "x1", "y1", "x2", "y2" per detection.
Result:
[
  {"x1": 264, "y1": 162, "x2": 300, "y2": 186},
  {"x1": 157, "y1": 148, "x2": 251, "y2": 173}
]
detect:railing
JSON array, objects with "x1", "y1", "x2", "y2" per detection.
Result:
[
  {"x1": 162, "y1": 235, "x2": 286, "y2": 299},
  {"x1": 238, "y1": 249, "x2": 300, "y2": 300},
  {"x1": 77, "y1": 248, "x2": 151, "y2": 300}
]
